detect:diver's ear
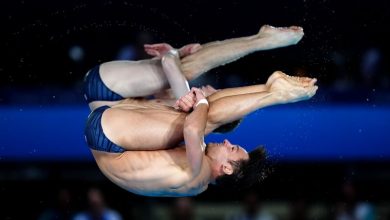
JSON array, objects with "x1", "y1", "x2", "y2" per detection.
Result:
[{"x1": 222, "y1": 163, "x2": 233, "y2": 175}]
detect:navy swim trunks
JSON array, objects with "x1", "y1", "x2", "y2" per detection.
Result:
[
  {"x1": 84, "y1": 105, "x2": 125, "y2": 153},
  {"x1": 83, "y1": 65, "x2": 124, "y2": 103}
]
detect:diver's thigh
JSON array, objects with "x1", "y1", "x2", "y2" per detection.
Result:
[{"x1": 99, "y1": 61, "x2": 169, "y2": 98}]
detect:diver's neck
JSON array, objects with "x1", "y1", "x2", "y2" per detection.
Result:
[{"x1": 205, "y1": 156, "x2": 221, "y2": 184}]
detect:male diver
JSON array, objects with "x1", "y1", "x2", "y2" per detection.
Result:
[{"x1": 84, "y1": 25, "x2": 318, "y2": 196}]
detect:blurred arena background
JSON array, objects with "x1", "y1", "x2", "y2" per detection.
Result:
[{"x1": 1, "y1": 0, "x2": 390, "y2": 219}]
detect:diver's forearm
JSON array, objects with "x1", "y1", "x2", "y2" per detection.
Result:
[
  {"x1": 184, "y1": 103, "x2": 209, "y2": 176},
  {"x1": 161, "y1": 52, "x2": 190, "y2": 99}
]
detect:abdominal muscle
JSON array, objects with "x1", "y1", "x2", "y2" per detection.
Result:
[{"x1": 91, "y1": 147, "x2": 210, "y2": 197}]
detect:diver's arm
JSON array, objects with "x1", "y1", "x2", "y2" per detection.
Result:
[
  {"x1": 183, "y1": 89, "x2": 209, "y2": 178},
  {"x1": 161, "y1": 51, "x2": 190, "y2": 99}
]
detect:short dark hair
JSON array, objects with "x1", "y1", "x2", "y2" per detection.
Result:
[
  {"x1": 212, "y1": 119, "x2": 242, "y2": 134},
  {"x1": 215, "y1": 146, "x2": 272, "y2": 189}
]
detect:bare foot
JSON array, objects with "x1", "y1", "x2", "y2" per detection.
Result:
[
  {"x1": 266, "y1": 71, "x2": 316, "y2": 88},
  {"x1": 269, "y1": 75, "x2": 318, "y2": 104},
  {"x1": 257, "y1": 25, "x2": 304, "y2": 47}
]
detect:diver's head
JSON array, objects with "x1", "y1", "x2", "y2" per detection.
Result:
[
  {"x1": 205, "y1": 142, "x2": 269, "y2": 189},
  {"x1": 205, "y1": 139, "x2": 249, "y2": 176}
]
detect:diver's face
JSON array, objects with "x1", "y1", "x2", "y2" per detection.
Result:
[{"x1": 205, "y1": 139, "x2": 249, "y2": 165}]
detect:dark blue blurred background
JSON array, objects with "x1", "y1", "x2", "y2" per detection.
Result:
[
  {"x1": 1, "y1": 104, "x2": 390, "y2": 161},
  {"x1": 1, "y1": 0, "x2": 390, "y2": 219}
]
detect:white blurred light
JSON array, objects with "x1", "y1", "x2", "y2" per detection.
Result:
[{"x1": 68, "y1": 45, "x2": 85, "y2": 62}]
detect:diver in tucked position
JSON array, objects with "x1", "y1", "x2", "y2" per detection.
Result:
[
  {"x1": 84, "y1": 25, "x2": 318, "y2": 196},
  {"x1": 85, "y1": 25, "x2": 305, "y2": 110}
]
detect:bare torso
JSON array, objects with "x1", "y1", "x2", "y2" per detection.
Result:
[
  {"x1": 91, "y1": 148, "x2": 210, "y2": 196},
  {"x1": 90, "y1": 98, "x2": 213, "y2": 196}
]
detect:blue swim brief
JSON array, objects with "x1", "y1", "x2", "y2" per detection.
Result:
[
  {"x1": 83, "y1": 65, "x2": 124, "y2": 103},
  {"x1": 84, "y1": 105, "x2": 125, "y2": 153}
]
